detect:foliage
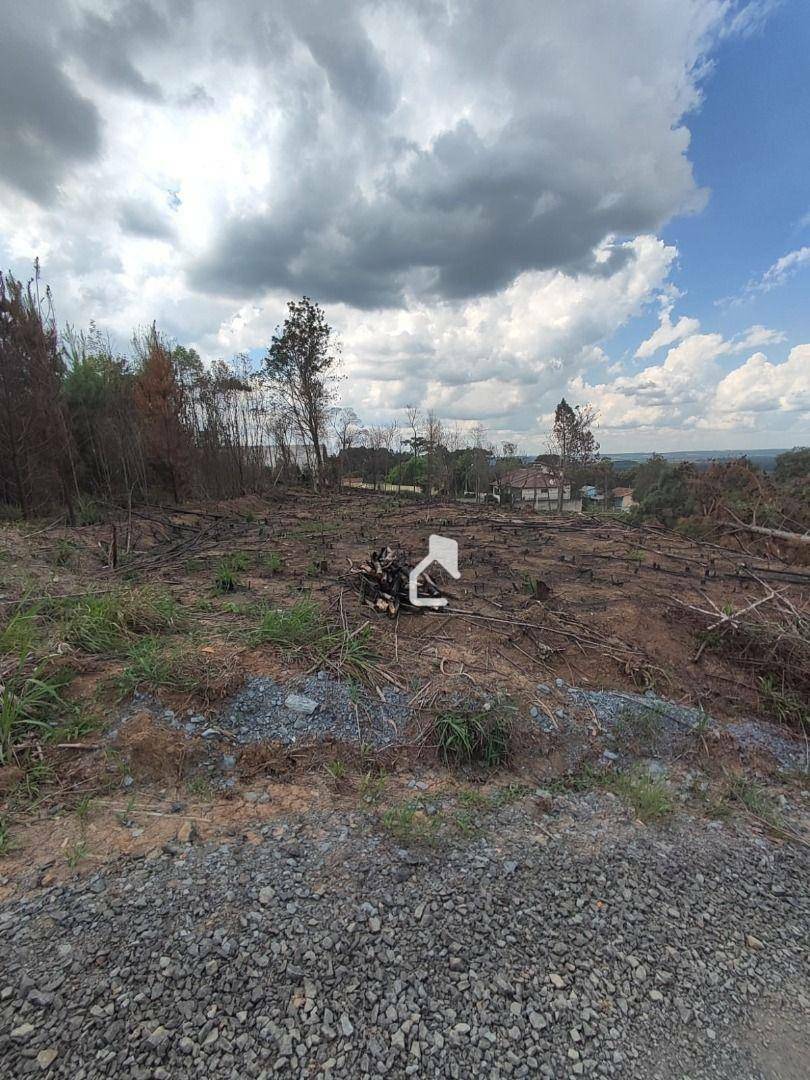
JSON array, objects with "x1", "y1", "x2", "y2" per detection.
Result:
[
  {"x1": 251, "y1": 599, "x2": 324, "y2": 649},
  {"x1": 214, "y1": 553, "x2": 249, "y2": 593},
  {"x1": 265, "y1": 296, "x2": 340, "y2": 491},
  {"x1": 774, "y1": 446, "x2": 810, "y2": 483},
  {"x1": 56, "y1": 587, "x2": 180, "y2": 654},
  {"x1": 547, "y1": 399, "x2": 599, "y2": 509},
  {"x1": 0, "y1": 267, "x2": 77, "y2": 520},
  {"x1": 435, "y1": 705, "x2": 512, "y2": 767},
  {"x1": 609, "y1": 770, "x2": 673, "y2": 822},
  {"x1": 0, "y1": 657, "x2": 71, "y2": 764},
  {"x1": 116, "y1": 637, "x2": 240, "y2": 703}
]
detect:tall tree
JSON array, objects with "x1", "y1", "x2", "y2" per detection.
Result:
[
  {"x1": 0, "y1": 266, "x2": 77, "y2": 520},
  {"x1": 548, "y1": 399, "x2": 599, "y2": 511},
  {"x1": 132, "y1": 325, "x2": 193, "y2": 503},
  {"x1": 330, "y1": 407, "x2": 361, "y2": 489},
  {"x1": 265, "y1": 297, "x2": 340, "y2": 492}
]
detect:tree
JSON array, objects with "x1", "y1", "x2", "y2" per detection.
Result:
[
  {"x1": 0, "y1": 266, "x2": 77, "y2": 520},
  {"x1": 265, "y1": 297, "x2": 340, "y2": 492},
  {"x1": 133, "y1": 325, "x2": 193, "y2": 503},
  {"x1": 330, "y1": 407, "x2": 361, "y2": 489},
  {"x1": 424, "y1": 410, "x2": 443, "y2": 499},
  {"x1": 774, "y1": 447, "x2": 810, "y2": 483},
  {"x1": 547, "y1": 399, "x2": 599, "y2": 511}
]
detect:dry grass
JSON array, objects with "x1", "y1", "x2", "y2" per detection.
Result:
[{"x1": 116, "y1": 713, "x2": 203, "y2": 784}]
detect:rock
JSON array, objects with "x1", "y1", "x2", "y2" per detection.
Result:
[
  {"x1": 746, "y1": 934, "x2": 764, "y2": 950},
  {"x1": 36, "y1": 1048, "x2": 58, "y2": 1070},
  {"x1": 177, "y1": 820, "x2": 198, "y2": 844},
  {"x1": 259, "y1": 886, "x2": 274, "y2": 905},
  {"x1": 284, "y1": 694, "x2": 319, "y2": 715},
  {"x1": 11, "y1": 1023, "x2": 35, "y2": 1040},
  {"x1": 549, "y1": 973, "x2": 565, "y2": 989},
  {"x1": 340, "y1": 1014, "x2": 354, "y2": 1037}
]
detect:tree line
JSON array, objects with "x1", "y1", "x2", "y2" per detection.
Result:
[{"x1": 2, "y1": 266, "x2": 609, "y2": 518}]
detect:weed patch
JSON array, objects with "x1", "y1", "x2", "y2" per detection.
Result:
[
  {"x1": 116, "y1": 638, "x2": 241, "y2": 705},
  {"x1": 57, "y1": 587, "x2": 181, "y2": 654},
  {"x1": 0, "y1": 658, "x2": 72, "y2": 764},
  {"x1": 380, "y1": 801, "x2": 440, "y2": 846},
  {"x1": 250, "y1": 599, "x2": 380, "y2": 681},
  {"x1": 435, "y1": 704, "x2": 512, "y2": 767},
  {"x1": 609, "y1": 770, "x2": 673, "y2": 823}
]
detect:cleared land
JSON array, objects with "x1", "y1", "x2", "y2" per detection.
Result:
[{"x1": 0, "y1": 493, "x2": 808, "y2": 1078}]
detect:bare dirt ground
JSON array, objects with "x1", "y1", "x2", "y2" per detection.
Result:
[{"x1": 0, "y1": 493, "x2": 808, "y2": 1078}]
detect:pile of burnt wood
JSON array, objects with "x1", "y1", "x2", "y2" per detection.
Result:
[{"x1": 349, "y1": 546, "x2": 444, "y2": 616}]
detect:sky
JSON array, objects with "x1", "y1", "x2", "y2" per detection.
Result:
[{"x1": 0, "y1": 0, "x2": 808, "y2": 454}]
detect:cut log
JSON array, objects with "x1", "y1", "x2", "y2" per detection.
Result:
[{"x1": 727, "y1": 521, "x2": 810, "y2": 545}]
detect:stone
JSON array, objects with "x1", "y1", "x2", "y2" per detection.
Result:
[
  {"x1": 36, "y1": 1048, "x2": 58, "y2": 1070},
  {"x1": 284, "y1": 694, "x2": 319, "y2": 715}
]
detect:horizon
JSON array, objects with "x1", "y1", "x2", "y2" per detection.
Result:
[{"x1": 1, "y1": 1, "x2": 809, "y2": 453}]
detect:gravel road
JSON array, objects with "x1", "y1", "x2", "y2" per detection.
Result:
[{"x1": 1, "y1": 793, "x2": 807, "y2": 1079}]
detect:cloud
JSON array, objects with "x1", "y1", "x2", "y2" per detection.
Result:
[
  {"x1": 571, "y1": 327, "x2": 810, "y2": 447},
  {"x1": 757, "y1": 246, "x2": 810, "y2": 291},
  {"x1": 0, "y1": 10, "x2": 101, "y2": 203},
  {"x1": 67, "y1": 1, "x2": 169, "y2": 102},
  {"x1": 0, "y1": 0, "x2": 793, "y2": 453},
  {"x1": 725, "y1": 246, "x2": 810, "y2": 304},
  {"x1": 714, "y1": 344, "x2": 810, "y2": 414},
  {"x1": 117, "y1": 197, "x2": 177, "y2": 241},
  {"x1": 187, "y1": 0, "x2": 728, "y2": 307},
  {"x1": 635, "y1": 302, "x2": 701, "y2": 358},
  {"x1": 729, "y1": 324, "x2": 787, "y2": 352}
]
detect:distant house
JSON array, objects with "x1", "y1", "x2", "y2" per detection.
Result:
[
  {"x1": 494, "y1": 467, "x2": 582, "y2": 512},
  {"x1": 611, "y1": 486, "x2": 636, "y2": 511},
  {"x1": 580, "y1": 484, "x2": 605, "y2": 503}
]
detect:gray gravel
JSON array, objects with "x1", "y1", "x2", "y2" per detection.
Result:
[
  {"x1": 123, "y1": 673, "x2": 412, "y2": 751},
  {"x1": 214, "y1": 672, "x2": 411, "y2": 748},
  {"x1": 563, "y1": 685, "x2": 806, "y2": 771},
  {"x1": 1, "y1": 794, "x2": 807, "y2": 1079}
]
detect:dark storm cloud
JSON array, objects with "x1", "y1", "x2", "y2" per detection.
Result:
[
  {"x1": 117, "y1": 197, "x2": 176, "y2": 240},
  {"x1": 0, "y1": 18, "x2": 100, "y2": 204},
  {"x1": 67, "y1": 1, "x2": 170, "y2": 101},
  {"x1": 288, "y1": 2, "x2": 396, "y2": 115},
  {"x1": 189, "y1": 113, "x2": 684, "y2": 308}
]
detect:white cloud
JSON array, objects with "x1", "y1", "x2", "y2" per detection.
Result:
[
  {"x1": 715, "y1": 345, "x2": 810, "y2": 414},
  {"x1": 729, "y1": 324, "x2": 787, "y2": 352},
  {"x1": 0, "y1": 0, "x2": 793, "y2": 453},
  {"x1": 635, "y1": 302, "x2": 701, "y2": 358}
]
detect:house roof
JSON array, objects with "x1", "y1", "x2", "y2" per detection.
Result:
[
  {"x1": 612, "y1": 487, "x2": 633, "y2": 497},
  {"x1": 499, "y1": 467, "x2": 557, "y2": 490}
]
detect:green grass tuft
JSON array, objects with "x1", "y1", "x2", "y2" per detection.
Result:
[
  {"x1": 435, "y1": 705, "x2": 512, "y2": 767},
  {"x1": 609, "y1": 770, "x2": 673, "y2": 823},
  {"x1": 0, "y1": 658, "x2": 72, "y2": 765},
  {"x1": 56, "y1": 587, "x2": 181, "y2": 654},
  {"x1": 0, "y1": 602, "x2": 41, "y2": 657},
  {"x1": 251, "y1": 599, "x2": 323, "y2": 649}
]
